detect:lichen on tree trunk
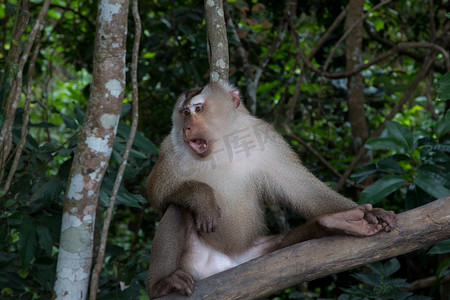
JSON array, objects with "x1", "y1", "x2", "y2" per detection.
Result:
[{"x1": 53, "y1": 1, "x2": 129, "y2": 299}]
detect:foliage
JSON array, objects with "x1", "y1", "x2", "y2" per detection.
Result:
[
  {"x1": 0, "y1": 81, "x2": 157, "y2": 298},
  {"x1": 355, "y1": 116, "x2": 450, "y2": 207},
  {"x1": 339, "y1": 258, "x2": 432, "y2": 300},
  {"x1": 1, "y1": 0, "x2": 449, "y2": 299},
  {"x1": 437, "y1": 72, "x2": 450, "y2": 101}
]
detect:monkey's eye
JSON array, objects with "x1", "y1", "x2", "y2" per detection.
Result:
[
  {"x1": 194, "y1": 105, "x2": 202, "y2": 113},
  {"x1": 183, "y1": 109, "x2": 190, "y2": 116}
]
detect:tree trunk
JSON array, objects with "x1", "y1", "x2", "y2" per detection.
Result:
[
  {"x1": 157, "y1": 196, "x2": 450, "y2": 300},
  {"x1": 204, "y1": 0, "x2": 229, "y2": 83},
  {"x1": 53, "y1": 1, "x2": 128, "y2": 299},
  {"x1": 345, "y1": 0, "x2": 370, "y2": 163}
]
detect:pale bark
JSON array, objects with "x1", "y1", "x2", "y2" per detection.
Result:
[
  {"x1": 204, "y1": 0, "x2": 229, "y2": 83},
  {"x1": 89, "y1": 0, "x2": 140, "y2": 298},
  {"x1": 53, "y1": 1, "x2": 128, "y2": 299}
]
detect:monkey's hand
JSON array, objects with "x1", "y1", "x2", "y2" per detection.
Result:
[
  {"x1": 151, "y1": 269, "x2": 195, "y2": 299},
  {"x1": 192, "y1": 201, "x2": 222, "y2": 233},
  {"x1": 363, "y1": 205, "x2": 396, "y2": 232}
]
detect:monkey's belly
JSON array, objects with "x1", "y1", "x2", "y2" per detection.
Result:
[{"x1": 181, "y1": 233, "x2": 270, "y2": 280}]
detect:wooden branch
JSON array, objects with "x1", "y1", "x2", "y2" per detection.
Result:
[
  {"x1": 158, "y1": 196, "x2": 450, "y2": 300},
  {"x1": 224, "y1": 1, "x2": 288, "y2": 114},
  {"x1": 0, "y1": 0, "x2": 49, "y2": 184},
  {"x1": 1, "y1": 21, "x2": 43, "y2": 196}
]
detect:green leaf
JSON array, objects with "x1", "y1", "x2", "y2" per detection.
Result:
[
  {"x1": 113, "y1": 140, "x2": 148, "y2": 159},
  {"x1": 437, "y1": 71, "x2": 450, "y2": 100},
  {"x1": 365, "y1": 137, "x2": 405, "y2": 152},
  {"x1": 428, "y1": 239, "x2": 450, "y2": 255},
  {"x1": 120, "y1": 103, "x2": 131, "y2": 118},
  {"x1": 368, "y1": 258, "x2": 401, "y2": 277},
  {"x1": 61, "y1": 114, "x2": 78, "y2": 130},
  {"x1": 414, "y1": 175, "x2": 450, "y2": 199},
  {"x1": 37, "y1": 225, "x2": 53, "y2": 256},
  {"x1": 376, "y1": 157, "x2": 403, "y2": 174},
  {"x1": 359, "y1": 175, "x2": 407, "y2": 205},
  {"x1": 417, "y1": 164, "x2": 450, "y2": 186},
  {"x1": 351, "y1": 272, "x2": 381, "y2": 286},
  {"x1": 435, "y1": 112, "x2": 450, "y2": 138},
  {"x1": 30, "y1": 180, "x2": 65, "y2": 203},
  {"x1": 383, "y1": 277, "x2": 410, "y2": 288},
  {"x1": 374, "y1": 19, "x2": 385, "y2": 31},
  {"x1": 386, "y1": 121, "x2": 414, "y2": 151},
  {"x1": 431, "y1": 144, "x2": 450, "y2": 153},
  {"x1": 436, "y1": 258, "x2": 450, "y2": 279},
  {"x1": 351, "y1": 164, "x2": 377, "y2": 180},
  {"x1": 117, "y1": 123, "x2": 159, "y2": 154},
  {"x1": 18, "y1": 219, "x2": 37, "y2": 267},
  {"x1": 99, "y1": 177, "x2": 145, "y2": 208},
  {"x1": 74, "y1": 105, "x2": 85, "y2": 125}
]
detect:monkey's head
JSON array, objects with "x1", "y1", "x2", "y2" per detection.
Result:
[{"x1": 171, "y1": 82, "x2": 243, "y2": 158}]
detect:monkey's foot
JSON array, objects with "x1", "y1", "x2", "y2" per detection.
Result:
[
  {"x1": 319, "y1": 204, "x2": 388, "y2": 237},
  {"x1": 150, "y1": 269, "x2": 195, "y2": 299},
  {"x1": 363, "y1": 206, "x2": 396, "y2": 232}
]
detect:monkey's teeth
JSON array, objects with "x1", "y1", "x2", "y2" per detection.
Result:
[{"x1": 189, "y1": 139, "x2": 208, "y2": 154}]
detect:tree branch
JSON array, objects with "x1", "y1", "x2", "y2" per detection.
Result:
[
  {"x1": 322, "y1": 0, "x2": 392, "y2": 72},
  {"x1": 363, "y1": 21, "x2": 447, "y2": 74},
  {"x1": 224, "y1": 1, "x2": 288, "y2": 114},
  {"x1": 0, "y1": 0, "x2": 49, "y2": 186},
  {"x1": 157, "y1": 196, "x2": 450, "y2": 300},
  {"x1": 282, "y1": 123, "x2": 362, "y2": 188},
  {"x1": 1, "y1": 23, "x2": 43, "y2": 196}
]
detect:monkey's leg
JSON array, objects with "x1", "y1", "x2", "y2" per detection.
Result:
[
  {"x1": 146, "y1": 204, "x2": 195, "y2": 299},
  {"x1": 262, "y1": 205, "x2": 385, "y2": 254}
]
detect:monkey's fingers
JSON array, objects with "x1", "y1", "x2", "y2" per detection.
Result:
[{"x1": 195, "y1": 217, "x2": 217, "y2": 233}]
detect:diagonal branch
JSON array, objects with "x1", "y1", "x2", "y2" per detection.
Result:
[
  {"x1": 322, "y1": 0, "x2": 392, "y2": 72},
  {"x1": 1, "y1": 23, "x2": 43, "y2": 196},
  {"x1": 224, "y1": 0, "x2": 288, "y2": 114},
  {"x1": 0, "y1": 0, "x2": 50, "y2": 186},
  {"x1": 157, "y1": 197, "x2": 450, "y2": 300}
]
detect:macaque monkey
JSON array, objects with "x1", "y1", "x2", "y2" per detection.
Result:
[{"x1": 146, "y1": 82, "x2": 396, "y2": 299}]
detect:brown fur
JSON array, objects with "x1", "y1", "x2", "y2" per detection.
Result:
[{"x1": 145, "y1": 82, "x2": 396, "y2": 299}]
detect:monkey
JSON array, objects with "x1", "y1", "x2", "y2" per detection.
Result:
[{"x1": 145, "y1": 82, "x2": 396, "y2": 299}]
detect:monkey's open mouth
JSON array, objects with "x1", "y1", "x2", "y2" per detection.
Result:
[{"x1": 188, "y1": 139, "x2": 209, "y2": 155}]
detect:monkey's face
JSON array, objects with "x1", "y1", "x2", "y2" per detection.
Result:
[
  {"x1": 181, "y1": 98, "x2": 211, "y2": 157},
  {"x1": 172, "y1": 83, "x2": 240, "y2": 159}
]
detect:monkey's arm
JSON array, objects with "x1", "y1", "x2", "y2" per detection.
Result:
[
  {"x1": 261, "y1": 147, "x2": 396, "y2": 230},
  {"x1": 147, "y1": 139, "x2": 221, "y2": 232}
]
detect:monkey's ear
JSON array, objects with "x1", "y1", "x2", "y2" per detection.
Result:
[{"x1": 230, "y1": 90, "x2": 240, "y2": 108}]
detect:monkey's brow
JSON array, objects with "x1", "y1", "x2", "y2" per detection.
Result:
[
  {"x1": 182, "y1": 87, "x2": 204, "y2": 106},
  {"x1": 185, "y1": 102, "x2": 203, "y2": 108}
]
